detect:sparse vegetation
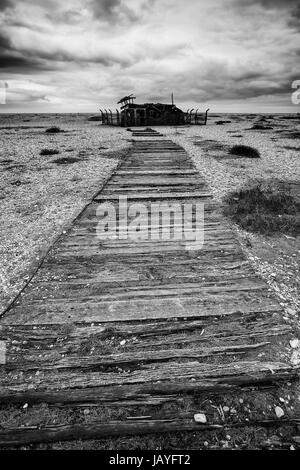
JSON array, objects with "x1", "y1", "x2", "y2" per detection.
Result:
[
  {"x1": 282, "y1": 145, "x2": 300, "y2": 151},
  {"x1": 40, "y1": 149, "x2": 60, "y2": 156},
  {"x1": 52, "y1": 156, "x2": 80, "y2": 165},
  {"x1": 251, "y1": 124, "x2": 273, "y2": 130},
  {"x1": 229, "y1": 145, "x2": 260, "y2": 159},
  {"x1": 45, "y1": 126, "x2": 62, "y2": 133},
  {"x1": 281, "y1": 115, "x2": 298, "y2": 120},
  {"x1": 224, "y1": 182, "x2": 300, "y2": 235},
  {"x1": 88, "y1": 116, "x2": 102, "y2": 121},
  {"x1": 286, "y1": 131, "x2": 300, "y2": 139}
]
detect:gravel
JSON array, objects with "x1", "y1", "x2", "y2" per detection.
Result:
[
  {"x1": 0, "y1": 114, "x2": 130, "y2": 313},
  {"x1": 161, "y1": 114, "x2": 300, "y2": 201},
  {"x1": 161, "y1": 115, "x2": 300, "y2": 326}
]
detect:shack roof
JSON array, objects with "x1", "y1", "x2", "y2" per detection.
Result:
[{"x1": 122, "y1": 102, "x2": 183, "y2": 112}]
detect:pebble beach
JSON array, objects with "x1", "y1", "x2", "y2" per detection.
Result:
[
  {"x1": 0, "y1": 113, "x2": 299, "y2": 322},
  {"x1": 0, "y1": 114, "x2": 130, "y2": 312}
]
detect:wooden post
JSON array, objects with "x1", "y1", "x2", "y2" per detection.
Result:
[
  {"x1": 189, "y1": 108, "x2": 194, "y2": 125},
  {"x1": 204, "y1": 108, "x2": 210, "y2": 125},
  {"x1": 186, "y1": 109, "x2": 190, "y2": 125},
  {"x1": 109, "y1": 109, "x2": 113, "y2": 125}
]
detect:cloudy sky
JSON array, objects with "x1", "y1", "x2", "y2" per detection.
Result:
[{"x1": 0, "y1": 0, "x2": 299, "y2": 113}]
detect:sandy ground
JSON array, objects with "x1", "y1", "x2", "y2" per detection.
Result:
[
  {"x1": 161, "y1": 114, "x2": 300, "y2": 326},
  {"x1": 0, "y1": 114, "x2": 130, "y2": 313}
]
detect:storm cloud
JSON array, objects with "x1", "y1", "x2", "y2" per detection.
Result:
[
  {"x1": 0, "y1": 0, "x2": 299, "y2": 112},
  {"x1": 0, "y1": 0, "x2": 13, "y2": 11}
]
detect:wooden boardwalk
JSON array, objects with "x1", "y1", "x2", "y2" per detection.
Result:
[{"x1": 0, "y1": 129, "x2": 298, "y2": 448}]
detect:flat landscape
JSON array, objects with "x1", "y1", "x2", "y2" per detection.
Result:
[
  {"x1": 0, "y1": 114, "x2": 299, "y2": 450},
  {"x1": 1, "y1": 113, "x2": 299, "y2": 325}
]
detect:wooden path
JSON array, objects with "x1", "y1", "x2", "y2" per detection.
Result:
[{"x1": 0, "y1": 129, "x2": 298, "y2": 448}]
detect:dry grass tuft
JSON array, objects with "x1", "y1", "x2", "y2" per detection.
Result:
[
  {"x1": 251, "y1": 124, "x2": 273, "y2": 130},
  {"x1": 224, "y1": 181, "x2": 300, "y2": 236},
  {"x1": 229, "y1": 145, "x2": 260, "y2": 159},
  {"x1": 45, "y1": 127, "x2": 62, "y2": 133},
  {"x1": 40, "y1": 149, "x2": 60, "y2": 156},
  {"x1": 52, "y1": 156, "x2": 81, "y2": 165}
]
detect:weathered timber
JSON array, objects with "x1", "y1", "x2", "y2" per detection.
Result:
[
  {"x1": 0, "y1": 367, "x2": 297, "y2": 405},
  {"x1": 0, "y1": 362, "x2": 296, "y2": 394},
  {"x1": 0, "y1": 418, "x2": 298, "y2": 447},
  {"x1": 5, "y1": 343, "x2": 271, "y2": 371},
  {"x1": 94, "y1": 191, "x2": 213, "y2": 201}
]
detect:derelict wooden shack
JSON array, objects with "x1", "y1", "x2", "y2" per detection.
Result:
[
  {"x1": 100, "y1": 95, "x2": 209, "y2": 126},
  {"x1": 120, "y1": 101, "x2": 185, "y2": 127}
]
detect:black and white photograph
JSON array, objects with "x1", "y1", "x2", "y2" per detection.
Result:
[{"x1": 0, "y1": 0, "x2": 299, "y2": 454}]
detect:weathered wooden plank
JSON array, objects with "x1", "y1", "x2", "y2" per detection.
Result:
[
  {"x1": 101, "y1": 186, "x2": 207, "y2": 194},
  {"x1": 0, "y1": 361, "x2": 296, "y2": 394},
  {"x1": 0, "y1": 418, "x2": 298, "y2": 447},
  {"x1": 0, "y1": 311, "x2": 286, "y2": 343},
  {"x1": 44, "y1": 247, "x2": 245, "y2": 264},
  {"x1": 5, "y1": 342, "x2": 271, "y2": 371},
  {"x1": 0, "y1": 366, "x2": 297, "y2": 405},
  {"x1": 94, "y1": 191, "x2": 213, "y2": 201},
  {"x1": 30, "y1": 273, "x2": 257, "y2": 292},
  {"x1": 117, "y1": 170, "x2": 199, "y2": 175},
  {"x1": 109, "y1": 178, "x2": 206, "y2": 184},
  {"x1": 32, "y1": 261, "x2": 254, "y2": 288},
  {"x1": 18, "y1": 278, "x2": 269, "y2": 304},
  {"x1": 70, "y1": 222, "x2": 227, "y2": 236},
  {"x1": 56, "y1": 238, "x2": 240, "y2": 254},
  {"x1": 2, "y1": 296, "x2": 281, "y2": 325},
  {"x1": 56, "y1": 231, "x2": 236, "y2": 243}
]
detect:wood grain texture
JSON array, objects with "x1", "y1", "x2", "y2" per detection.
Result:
[{"x1": 0, "y1": 129, "x2": 297, "y2": 446}]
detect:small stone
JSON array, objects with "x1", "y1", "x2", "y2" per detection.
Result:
[
  {"x1": 290, "y1": 339, "x2": 300, "y2": 349},
  {"x1": 204, "y1": 441, "x2": 208, "y2": 447},
  {"x1": 239, "y1": 398, "x2": 244, "y2": 404},
  {"x1": 83, "y1": 409, "x2": 90, "y2": 415},
  {"x1": 194, "y1": 413, "x2": 207, "y2": 424},
  {"x1": 230, "y1": 408, "x2": 237, "y2": 414},
  {"x1": 291, "y1": 349, "x2": 300, "y2": 365},
  {"x1": 120, "y1": 340, "x2": 126, "y2": 346},
  {"x1": 286, "y1": 308, "x2": 296, "y2": 316},
  {"x1": 275, "y1": 406, "x2": 285, "y2": 418},
  {"x1": 23, "y1": 403, "x2": 28, "y2": 409},
  {"x1": 223, "y1": 406, "x2": 230, "y2": 412}
]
